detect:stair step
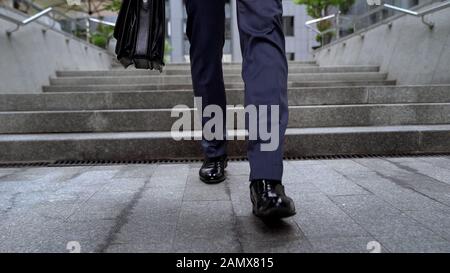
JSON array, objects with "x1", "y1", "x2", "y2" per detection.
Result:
[
  {"x1": 56, "y1": 66, "x2": 380, "y2": 77},
  {"x1": 43, "y1": 80, "x2": 395, "y2": 92},
  {"x1": 49, "y1": 72, "x2": 388, "y2": 85},
  {"x1": 1, "y1": 125, "x2": 449, "y2": 162},
  {"x1": 2, "y1": 86, "x2": 450, "y2": 111},
  {"x1": 291, "y1": 80, "x2": 396, "y2": 87},
  {"x1": 1, "y1": 103, "x2": 449, "y2": 134},
  {"x1": 111, "y1": 62, "x2": 319, "y2": 71},
  {"x1": 163, "y1": 61, "x2": 318, "y2": 67}
]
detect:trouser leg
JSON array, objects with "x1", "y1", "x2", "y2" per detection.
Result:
[
  {"x1": 185, "y1": 0, "x2": 227, "y2": 158},
  {"x1": 236, "y1": 0, "x2": 289, "y2": 181}
]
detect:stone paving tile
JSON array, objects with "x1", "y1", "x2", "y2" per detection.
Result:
[
  {"x1": 403, "y1": 207, "x2": 450, "y2": 241},
  {"x1": 225, "y1": 161, "x2": 251, "y2": 177},
  {"x1": 418, "y1": 156, "x2": 450, "y2": 171},
  {"x1": 308, "y1": 236, "x2": 386, "y2": 253},
  {"x1": 386, "y1": 157, "x2": 450, "y2": 185},
  {"x1": 241, "y1": 239, "x2": 313, "y2": 253},
  {"x1": 281, "y1": 162, "x2": 322, "y2": 192},
  {"x1": 376, "y1": 233, "x2": 450, "y2": 253},
  {"x1": 326, "y1": 159, "x2": 449, "y2": 212},
  {"x1": 152, "y1": 164, "x2": 190, "y2": 179},
  {"x1": 0, "y1": 218, "x2": 114, "y2": 253},
  {"x1": 228, "y1": 175, "x2": 253, "y2": 217},
  {"x1": 173, "y1": 201, "x2": 241, "y2": 253},
  {"x1": 112, "y1": 164, "x2": 157, "y2": 179},
  {"x1": 0, "y1": 167, "x2": 80, "y2": 182},
  {"x1": 288, "y1": 161, "x2": 369, "y2": 196},
  {"x1": 236, "y1": 216, "x2": 313, "y2": 252},
  {"x1": 106, "y1": 242, "x2": 173, "y2": 253},
  {"x1": 148, "y1": 164, "x2": 189, "y2": 189},
  {"x1": 184, "y1": 175, "x2": 230, "y2": 201},
  {"x1": 291, "y1": 192, "x2": 370, "y2": 238},
  {"x1": 1, "y1": 157, "x2": 450, "y2": 253},
  {"x1": 66, "y1": 178, "x2": 147, "y2": 221},
  {"x1": 330, "y1": 194, "x2": 450, "y2": 252},
  {"x1": 0, "y1": 168, "x2": 21, "y2": 178},
  {"x1": 236, "y1": 216, "x2": 304, "y2": 242},
  {"x1": 354, "y1": 158, "x2": 450, "y2": 207},
  {"x1": 0, "y1": 167, "x2": 89, "y2": 193},
  {"x1": 104, "y1": 186, "x2": 185, "y2": 253}
]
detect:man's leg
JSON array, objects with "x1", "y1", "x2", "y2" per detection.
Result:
[
  {"x1": 237, "y1": 0, "x2": 288, "y2": 181},
  {"x1": 236, "y1": 0, "x2": 295, "y2": 218},
  {"x1": 185, "y1": 0, "x2": 228, "y2": 183}
]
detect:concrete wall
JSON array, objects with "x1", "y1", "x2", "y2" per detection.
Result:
[
  {"x1": 314, "y1": 4, "x2": 450, "y2": 85},
  {"x1": 0, "y1": 6, "x2": 113, "y2": 93}
]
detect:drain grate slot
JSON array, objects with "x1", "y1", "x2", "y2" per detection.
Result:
[
  {"x1": 0, "y1": 153, "x2": 449, "y2": 168},
  {"x1": 0, "y1": 162, "x2": 51, "y2": 168}
]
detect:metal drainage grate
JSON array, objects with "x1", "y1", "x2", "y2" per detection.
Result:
[
  {"x1": 0, "y1": 162, "x2": 52, "y2": 168},
  {"x1": 0, "y1": 153, "x2": 449, "y2": 168},
  {"x1": 285, "y1": 153, "x2": 450, "y2": 161}
]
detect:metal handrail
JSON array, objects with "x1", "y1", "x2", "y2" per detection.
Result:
[
  {"x1": 1, "y1": 4, "x2": 116, "y2": 42},
  {"x1": 378, "y1": 1, "x2": 450, "y2": 29},
  {"x1": 304, "y1": 11, "x2": 348, "y2": 52},
  {"x1": 304, "y1": 11, "x2": 340, "y2": 50},
  {"x1": 0, "y1": 6, "x2": 53, "y2": 35},
  {"x1": 88, "y1": 17, "x2": 116, "y2": 27},
  {"x1": 305, "y1": 13, "x2": 337, "y2": 34}
]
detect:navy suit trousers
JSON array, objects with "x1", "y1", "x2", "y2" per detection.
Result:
[{"x1": 185, "y1": 0, "x2": 289, "y2": 181}]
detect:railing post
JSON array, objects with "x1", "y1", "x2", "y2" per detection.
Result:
[
  {"x1": 85, "y1": 17, "x2": 90, "y2": 43},
  {"x1": 335, "y1": 12, "x2": 340, "y2": 40}
]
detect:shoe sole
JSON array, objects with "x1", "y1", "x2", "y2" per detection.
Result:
[
  {"x1": 200, "y1": 175, "x2": 226, "y2": 184},
  {"x1": 250, "y1": 194, "x2": 296, "y2": 219},
  {"x1": 199, "y1": 161, "x2": 228, "y2": 184}
]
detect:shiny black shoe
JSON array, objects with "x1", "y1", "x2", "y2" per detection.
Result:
[
  {"x1": 199, "y1": 155, "x2": 227, "y2": 184},
  {"x1": 250, "y1": 179, "x2": 296, "y2": 219}
]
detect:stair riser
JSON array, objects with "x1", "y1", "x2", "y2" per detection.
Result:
[
  {"x1": 50, "y1": 73, "x2": 387, "y2": 85},
  {"x1": 1, "y1": 105, "x2": 449, "y2": 133},
  {"x1": 292, "y1": 80, "x2": 396, "y2": 87},
  {"x1": 0, "y1": 130, "x2": 448, "y2": 162},
  {"x1": 3, "y1": 86, "x2": 450, "y2": 111},
  {"x1": 56, "y1": 66, "x2": 379, "y2": 77},
  {"x1": 43, "y1": 81, "x2": 395, "y2": 92}
]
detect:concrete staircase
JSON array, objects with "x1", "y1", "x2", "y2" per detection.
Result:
[{"x1": 1, "y1": 61, "x2": 450, "y2": 163}]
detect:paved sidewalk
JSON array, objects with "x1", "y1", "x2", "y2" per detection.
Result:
[{"x1": 1, "y1": 156, "x2": 450, "y2": 253}]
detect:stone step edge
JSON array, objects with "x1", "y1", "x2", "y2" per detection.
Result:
[{"x1": 1, "y1": 124, "x2": 449, "y2": 141}]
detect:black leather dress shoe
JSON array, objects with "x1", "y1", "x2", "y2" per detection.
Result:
[
  {"x1": 199, "y1": 155, "x2": 227, "y2": 184},
  {"x1": 250, "y1": 179, "x2": 296, "y2": 219}
]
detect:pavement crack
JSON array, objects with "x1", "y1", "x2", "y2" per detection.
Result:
[
  {"x1": 224, "y1": 180, "x2": 244, "y2": 253},
  {"x1": 95, "y1": 179, "x2": 150, "y2": 253}
]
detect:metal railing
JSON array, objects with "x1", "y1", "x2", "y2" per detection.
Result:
[
  {"x1": 305, "y1": 13, "x2": 340, "y2": 39},
  {"x1": 381, "y1": 1, "x2": 450, "y2": 29},
  {"x1": 0, "y1": 1, "x2": 116, "y2": 40},
  {"x1": 304, "y1": 0, "x2": 449, "y2": 52},
  {"x1": 89, "y1": 17, "x2": 116, "y2": 27},
  {"x1": 0, "y1": 6, "x2": 53, "y2": 35}
]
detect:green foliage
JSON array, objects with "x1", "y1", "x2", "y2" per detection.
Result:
[
  {"x1": 90, "y1": 33, "x2": 108, "y2": 48},
  {"x1": 164, "y1": 39, "x2": 172, "y2": 63},
  {"x1": 104, "y1": 0, "x2": 122, "y2": 12},
  {"x1": 293, "y1": 0, "x2": 355, "y2": 17},
  {"x1": 90, "y1": 22, "x2": 114, "y2": 49},
  {"x1": 293, "y1": 0, "x2": 355, "y2": 46}
]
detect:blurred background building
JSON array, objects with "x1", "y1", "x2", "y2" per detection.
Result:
[
  {"x1": 166, "y1": 0, "x2": 316, "y2": 63},
  {"x1": 0, "y1": 0, "x2": 317, "y2": 63}
]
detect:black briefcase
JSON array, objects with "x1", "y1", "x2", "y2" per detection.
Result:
[{"x1": 113, "y1": 0, "x2": 165, "y2": 71}]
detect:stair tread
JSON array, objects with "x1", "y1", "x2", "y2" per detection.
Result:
[
  {"x1": 1, "y1": 124, "x2": 449, "y2": 141},
  {"x1": 52, "y1": 72, "x2": 387, "y2": 79},
  {"x1": 2, "y1": 102, "x2": 450, "y2": 114}
]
